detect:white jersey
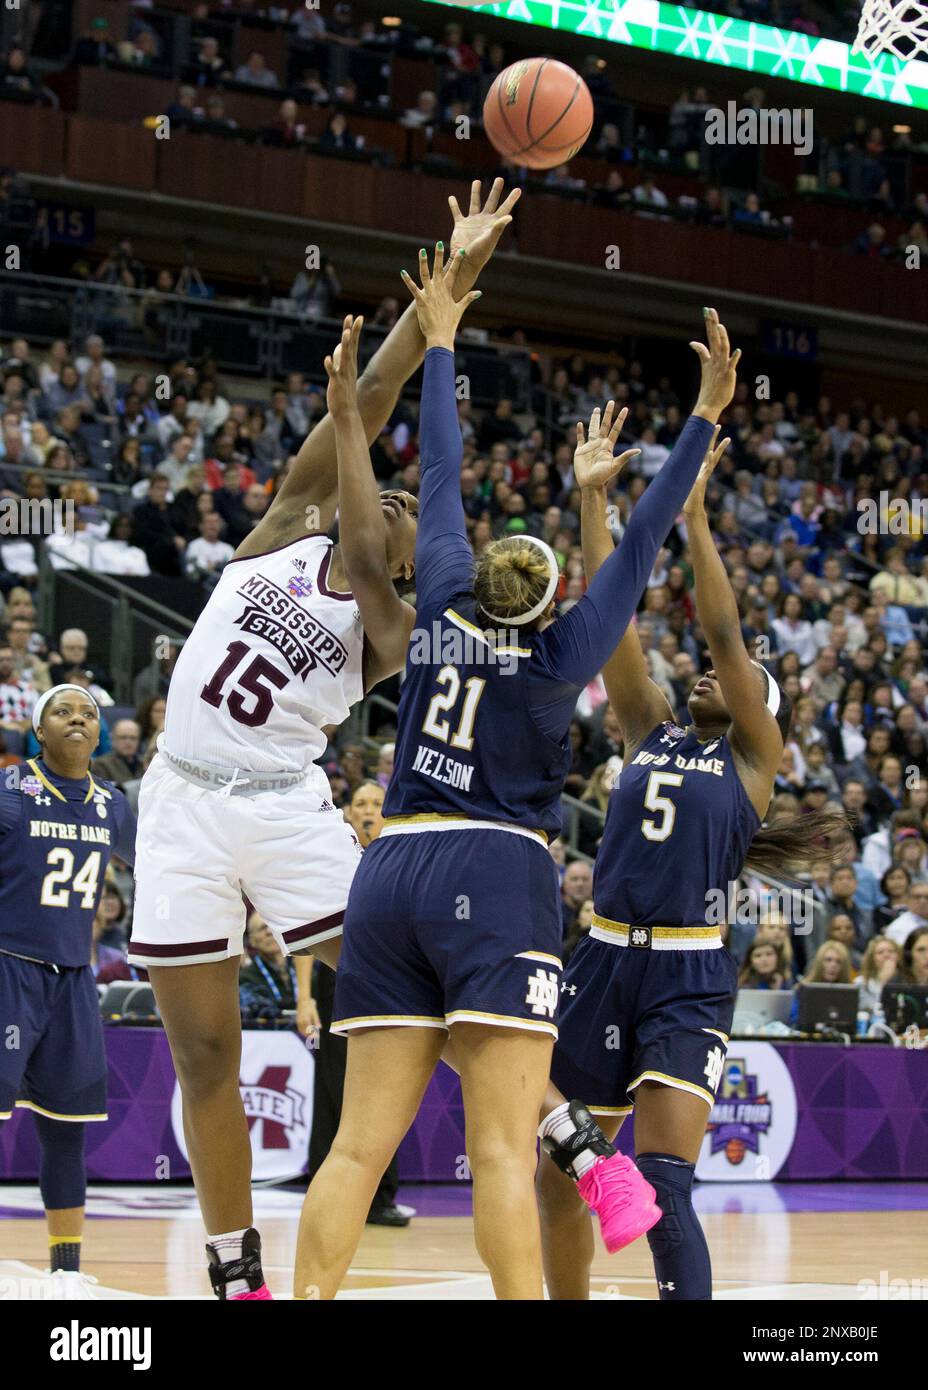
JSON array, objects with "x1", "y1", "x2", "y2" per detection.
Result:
[{"x1": 163, "y1": 535, "x2": 364, "y2": 773}]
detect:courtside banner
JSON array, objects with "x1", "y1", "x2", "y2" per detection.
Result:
[{"x1": 0, "y1": 1033, "x2": 924, "y2": 1181}]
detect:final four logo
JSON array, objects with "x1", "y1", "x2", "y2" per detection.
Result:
[
  {"x1": 706, "y1": 1056, "x2": 772, "y2": 1165},
  {"x1": 696, "y1": 1042, "x2": 797, "y2": 1182}
]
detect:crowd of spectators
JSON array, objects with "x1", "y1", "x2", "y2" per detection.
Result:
[{"x1": 5, "y1": 303, "x2": 928, "y2": 1024}]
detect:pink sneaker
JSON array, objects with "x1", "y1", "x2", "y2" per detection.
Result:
[
  {"x1": 577, "y1": 1152, "x2": 662, "y2": 1254},
  {"x1": 230, "y1": 1284, "x2": 273, "y2": 1300}
]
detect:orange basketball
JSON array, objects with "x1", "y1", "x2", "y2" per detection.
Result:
[{"x1": 483, "y1": 57, "x2": 594, "y2": 171}]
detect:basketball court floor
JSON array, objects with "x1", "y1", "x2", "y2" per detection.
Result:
[{"x1": 1, "y1": 1182, "x2": 925, "y2": 1299}]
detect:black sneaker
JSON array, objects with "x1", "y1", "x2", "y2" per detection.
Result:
[
  {"x1": 366, "y1": 1203, "x2": 411, "y2": 1228},
  {"x1": 206, "y1": 1227, "x2": 272, "y2": 1299}
]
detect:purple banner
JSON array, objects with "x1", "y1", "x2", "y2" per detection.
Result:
[{"x1": 0, "y1": 1032, "x2": 925, "y2": 1184}]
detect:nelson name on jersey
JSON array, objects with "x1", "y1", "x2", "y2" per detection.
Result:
[
  {"x1": 410, "y1": 744, "x2": 474, "y2": 792},
  {"x1": 235, "y1": 571, "x2": 350, "y2": 679}
]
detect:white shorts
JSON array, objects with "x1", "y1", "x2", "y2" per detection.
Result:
[{"x1": 128, "y1": 754, "x2": 362, "y2": 968}]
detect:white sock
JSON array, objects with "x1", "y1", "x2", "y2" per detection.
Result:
[
  {"x1": 207, "y1": 1227, "x2": 253, "y2": 1298},
  {"x1": 539, "y1": 1103, "x2": 599, "y2": 1180}
]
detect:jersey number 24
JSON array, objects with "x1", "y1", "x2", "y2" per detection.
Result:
[{"x1": 40, "y1": 849, "x2": 102, "y2": 910}]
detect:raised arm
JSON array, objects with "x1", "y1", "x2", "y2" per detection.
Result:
[
  {"x1": 532, "y1": 309, "x2": 741, "y2": 729},
  {"x1": 682, "y1": 423, "x2": 783, "y2": 809},
  {"x1": 239, "y1": 181, "x2": 519, "y2": 557},
  {"x1": 575, "y1": 404, "x2": 672, "y2": 749},
  {"x1": 401, "y1": 244, "x2": 481, "y2": 611},
  {"x1": 324, "y1": 314, "x2": 416, "y2": 688}
]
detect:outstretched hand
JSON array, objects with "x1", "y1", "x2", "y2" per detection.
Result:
[
  {"x1": 683, "y1": 424, "x2": 730, "y2": 516},
  {"x1": 691, "y1": 307, "x2": 741, "y2": 422},
  {"x1": 323, "y1": 314, "x2": 363, "y2": 418},
  {"x1": 448, "y1": 178, "x2": 520, "y2": 277},
  {"x1": 401, "y1": 243, "x2": 481, "y2": 350},
  {"x1": 573, "y1": 401, "x2": 640, "y2": 491}
]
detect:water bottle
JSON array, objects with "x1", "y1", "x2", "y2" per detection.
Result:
[
  {"x1": 868, "y1": 1002, "x2": 886, "y2": 1038},
  {"x1": 856, "y1": 1008, "x2": 870, "y2": 1039}
]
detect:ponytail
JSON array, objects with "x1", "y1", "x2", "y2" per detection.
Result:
[{"x1": 742, "y1": 808, "x2": 851, "y2": 878}]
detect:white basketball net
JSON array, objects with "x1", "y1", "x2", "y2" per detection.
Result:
[{"x1": 853, "y1": 0, "x2": 928, "y2": 59}]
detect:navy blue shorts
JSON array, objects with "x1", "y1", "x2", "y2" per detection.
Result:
[
  {"x1": 550, "y1": 935, "x2": 738, "y2": 1116},
  {"x1": 0, "y1": 954, "x2": 108, "y2": 1122},
  {"x1": 333, "y1": 828, "x2": 563, "y2": 1037}
]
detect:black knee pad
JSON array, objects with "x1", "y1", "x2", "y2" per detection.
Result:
[
  {"x1": 34, "y1": 1114, "x2": 87, "y2": 1210},
  {"x1": 637, "y1": 1151, "x2": 694, "y2": 1257}
]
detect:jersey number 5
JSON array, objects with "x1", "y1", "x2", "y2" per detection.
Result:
[
  {"x1": 641, "y1": 771, "x2": 684, "y2": 842},
  {"x1": 201, "y1": 640, "x2": 287, "y2": 728},
  {"x1": 422, "y1": 666, "x2": 486, "y2": 752},
  {"x1": 40, "y1": 849, "x2": 102, "y2": 910}
]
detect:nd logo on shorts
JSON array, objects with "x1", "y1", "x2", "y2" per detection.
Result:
[{"x1": 525, "y1": 968, "x2": 558, "y2": 1018}]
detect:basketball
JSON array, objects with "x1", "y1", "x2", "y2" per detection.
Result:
[{"x1": 483, "y1": 58, "x2": 594, "y2": 170}]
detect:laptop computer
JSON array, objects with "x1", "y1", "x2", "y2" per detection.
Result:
[
  {"x1": 796, "y1": 982, "x2": 859, "y2": 1036},
  {"x1": 731, "y1": 988, "x2": 794, "y2": 1034},
  {"x1": 881, "y1": 983, "x2": 928, "y2": 1031}
]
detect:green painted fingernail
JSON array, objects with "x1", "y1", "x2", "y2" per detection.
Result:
[
  {"x1": 437, "y1": 241, "x2": 443, "y2": 250},
  {"x1": 419, "y1": 248, "x2": 426, "y2": 256},
  {"x1": 459, "y1": 249, "x2": 466, "y2": 257},
  {"x1": 475, "y1": 291, "x2": 482, "y2": 298},
  {"x1": 703, "y1": 306, "x2": 710, "y2": 316}
]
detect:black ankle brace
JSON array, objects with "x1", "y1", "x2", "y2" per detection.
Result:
[
  {"x1": 541, "y1": 1099, "x2": 616, "y2": 1182},
  {"x1": 206, "y1": 1227, "x2": 265, "y2": 1299}
]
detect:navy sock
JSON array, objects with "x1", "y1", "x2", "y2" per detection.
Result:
[{"x1": 636, "y1": 1152, "x2": 711, "y2": 1300}]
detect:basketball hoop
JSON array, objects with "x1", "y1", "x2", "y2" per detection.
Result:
[{"x1": 853, "y1": 0, "x2": 928, "y2": 60}]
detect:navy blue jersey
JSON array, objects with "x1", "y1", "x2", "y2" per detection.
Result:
[
  {"x1": 0, "y1": 759, "x2": 136, "y2": 967},
  {"x1": 383, "y1": 350, "x2": 715, "y2": 839},
  {"x1": 593, "y1": 722, "x2": 760, "y2": 930},
  {"x1": 385, "y1": 603, "x2": 571, "y2": 839}
]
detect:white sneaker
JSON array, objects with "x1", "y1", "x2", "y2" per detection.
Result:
[
  {"x1": 45, "y1": 1270, "x2": 100, "y2": 1300},
  {"x1": 395, "y1": 1203, "x2": 417, "y2": 1219}
]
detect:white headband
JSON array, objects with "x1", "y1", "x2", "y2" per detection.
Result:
[
  {"x1": 753, "y1": 661, "x2": 782, "y2": 717},
  {"x1": 481, "y1": 536, "x2": 561, "y2": 627},
  {"x1": 32, "y1": 683, "x2": 100, "y2": 733}
]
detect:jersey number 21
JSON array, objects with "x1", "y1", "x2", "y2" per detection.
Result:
[{"x1": 422, "y1": 666, "x2": 486, "y2": 752}]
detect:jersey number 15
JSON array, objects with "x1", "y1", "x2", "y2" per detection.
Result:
[{"x1": 201, "y1": 641, "x2": 287, "y2": 728}]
